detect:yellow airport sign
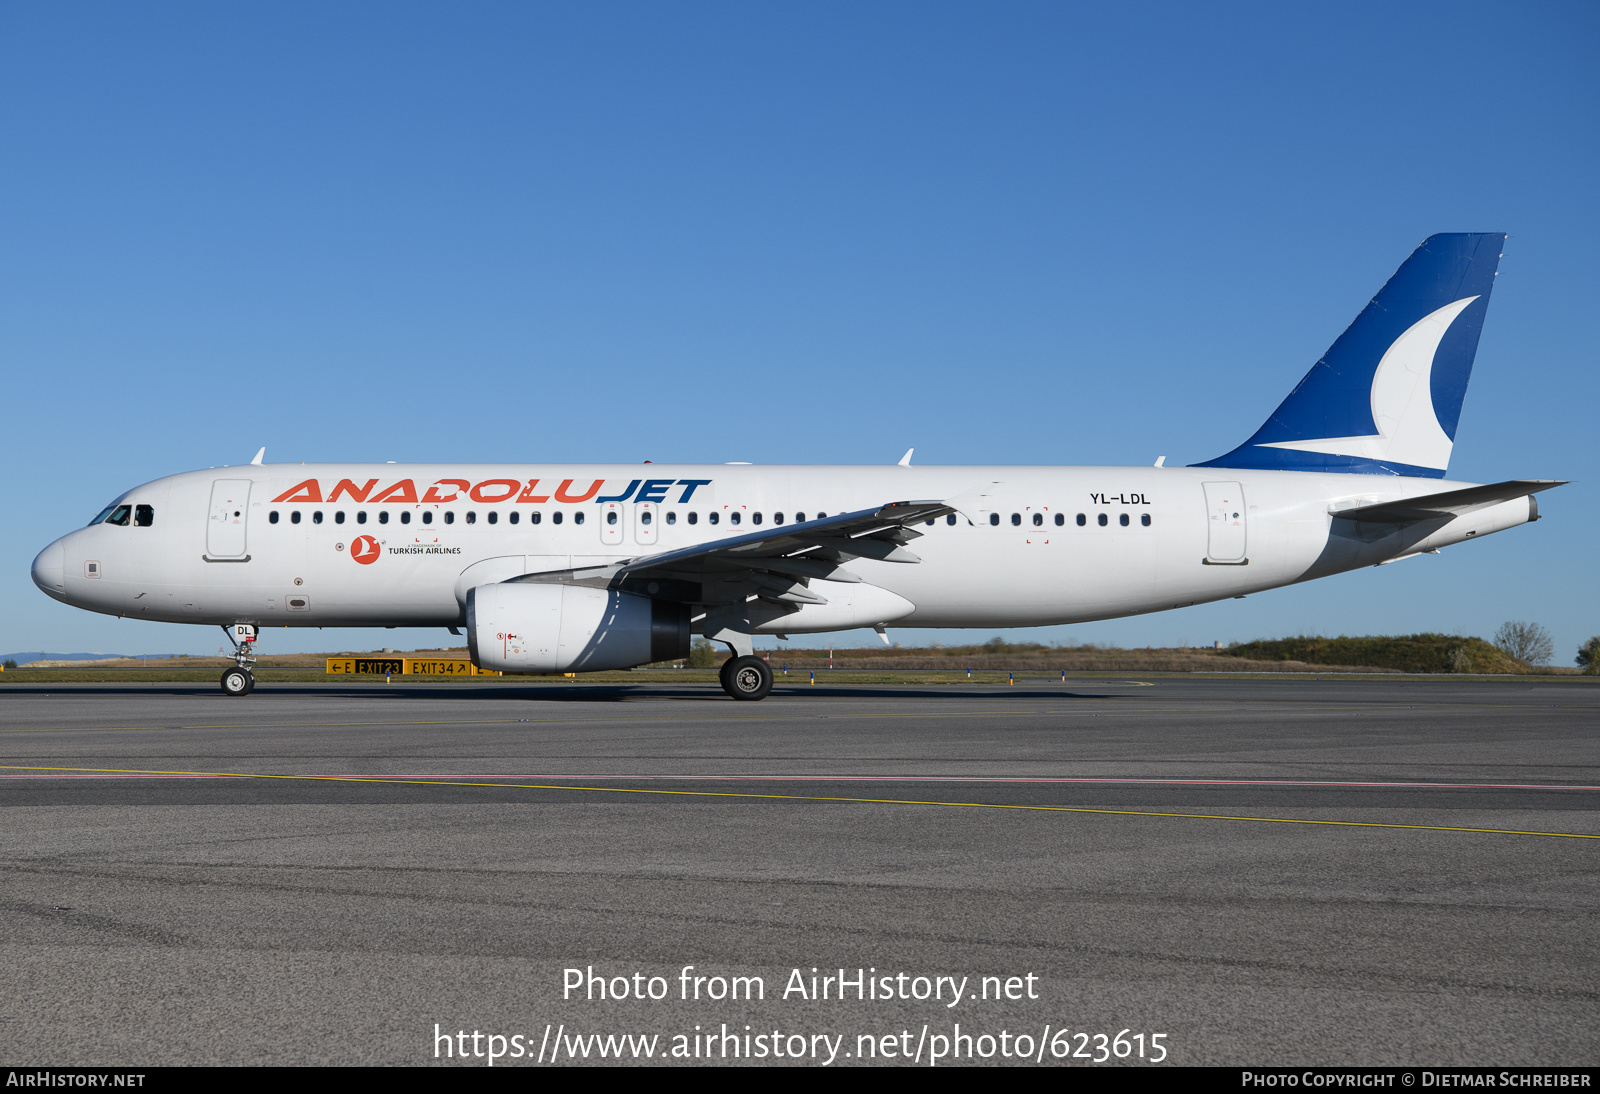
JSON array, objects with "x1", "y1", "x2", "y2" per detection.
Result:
[{"x1": 325, "y1": 658, "x2": 500, "y2": 676}]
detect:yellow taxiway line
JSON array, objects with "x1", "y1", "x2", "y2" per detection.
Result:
[{"x1": 1, "y1": 764, "x2": 1595, "y2": 841}]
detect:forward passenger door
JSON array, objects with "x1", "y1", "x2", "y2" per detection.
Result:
[{"x1": 206, "y1": 480, "x2": 252, "y2": 559}]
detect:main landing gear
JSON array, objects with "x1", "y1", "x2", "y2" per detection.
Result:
[
  {"x1": 719, "y1": 656, "x2": 774, "y2": 701},
  {"x1": 220, "y1": 624, "x2": 257, "y2": 696}
]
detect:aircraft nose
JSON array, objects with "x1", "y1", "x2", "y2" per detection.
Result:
[{"x1": 31, "y1": 539, "x2": 65, "y2": 598}]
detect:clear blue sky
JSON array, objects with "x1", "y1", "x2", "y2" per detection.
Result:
[{"x1": 3, "y1": 2, "x2": 1596, "y2": 659}]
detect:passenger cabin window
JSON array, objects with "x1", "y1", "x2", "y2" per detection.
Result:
[
  {"x1": 708, "y1": 512, "x2": 719, "y2": 525},
  {"x1": 665, "y1": 511, "x2": 676, "y2": 525},
  {"x1": 401, "y1": 512, "x2": 411, "y2": 525},
  {"x1": 729, "y1": 512, "x2": 741, "y2": 526},
  {"x1": 1120, "y1": 513, "x2": 1130, "y2": 527},
  {"x1": 1076, "y1": 513, "x2": 1086, "y2": 526},
  {"x1": 1032, "y1": 513, "x2": 1043, "y2": 527},
  {"x1": 752, "y1": 512, "x2": 762, "y2": 526},
  {"x1": 422, "y1": 511, "x2": 433, "y2": 525},
  {"x1": 379, "y1": 511, "x2": 389, "y2": 525},
  {"x1": 688, "y1": 512, "x2": 698, "y2": 525},
  {"x1": 574, "y1": 511, "x2": 585, "y2": 525},
  {"x1": 989, "y1": 513, "x2": 999, "y2": 526},
  {"x1": 508, "y1": 512, "x2": 519, "y2": 525},
  {"x1": 335, "y1": 511, "x2": 346, "y2": 524},
  {"x1": 773, "y1": 512, "x2": 783, "y2": 524},
  {"x1": 465, "y1": 511, "x2": 476, "y2": 524},
  {"x1": 269, "y1": 511, "x2": 280, "y2": 524},
  {"x1": 313, "y1": 511, "x2": 324, "y2": 524},
  {"x1": 487, "y1": 512, "x2": 497, "y2": 525},
  {"x1": 291, "y1": 511, "x2": 301, "y2": 525},
  {"x1": 134, "y1": 504, "x2": 154, "y2": 527},
  {"x1": 816, "y1": 512, "x2": 826, "y2": 519},
  {"x1": 444, "y1": 511, "x2": 455, "y2": 525},
  {"x1": 1054, "y1": 513, "x2": 1064, "y2": 526},
  {"x1": 606, "y1": 511, "x2": 618, "y2": 525},
  {"x1": 795, "y1": 512, "x2": 805, "y2": 523},
  {"x1": 530, "y1": 512, "x2": 541, "y2": 524},
  {"x1": 1097, "y1": 513, "x2": 1107, "y2": 527},
  {"x1": 946, "y1": 514, "x2": 956, "y2": 526},
  {"x1": 357, "y1": 511, "x2": 368, "y2": 524},
  {"x1": 551, "y1": 512, "x2": 562, "y2": 525},
  {"x1": 1141, "y1": 513, "x2": 1151, "y2": 527}
]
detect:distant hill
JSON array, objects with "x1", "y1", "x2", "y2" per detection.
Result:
[
  {"x1": 1220, "y1": 634, "x2": 1529, "y2": 674},
  {"x1": 1, "y1": 652, "x2": 164, "y2": 665}
]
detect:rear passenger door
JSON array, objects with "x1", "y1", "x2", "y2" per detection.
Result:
[{"x1": 1202, "y1": 481, "x2": 1247, "y2": 563}]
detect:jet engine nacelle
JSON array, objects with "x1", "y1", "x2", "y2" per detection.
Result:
[{"x1": 467, "y1": 583, "x2": 690, "y2": 673}]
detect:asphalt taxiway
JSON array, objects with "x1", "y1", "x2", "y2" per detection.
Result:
[{"x1": 1, "y1": 678, "x2": 1595, "y2": 1066}]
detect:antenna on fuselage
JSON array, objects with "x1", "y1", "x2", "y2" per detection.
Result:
[{"x1": 250, "y1": 447, "x2": 265, "y2": 465}]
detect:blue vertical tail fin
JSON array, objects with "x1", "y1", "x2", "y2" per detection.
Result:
[{"x1": 1194, "y1": 233, "x2": 1505, "y2": 478}]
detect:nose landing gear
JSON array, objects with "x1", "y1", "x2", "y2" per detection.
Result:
[
  {"x1": 220, "y1": 624, "x2": 257, "y2": 696},
  {"x1": 221, "y1": 665, "x2": 254, "y2": 695}
]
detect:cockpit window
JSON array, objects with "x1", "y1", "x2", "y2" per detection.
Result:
[
  {"x1": 134, "y1": 505, "x2": 154, "y2": 527},
  {"x1": 104, "y1": 505, "x2": 132, "y2": 527},
  {"x1": 88, "y1": 505, "x2": 117, "y2": 526}
]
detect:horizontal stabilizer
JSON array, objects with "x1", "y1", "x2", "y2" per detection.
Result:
[{"x1": 1331, "y1": 479, "x2": 1566, "y2": 524}]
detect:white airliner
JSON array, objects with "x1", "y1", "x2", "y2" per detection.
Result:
[{"x1": 32, "y1": 234, "x2": 1562, "y2": 700}]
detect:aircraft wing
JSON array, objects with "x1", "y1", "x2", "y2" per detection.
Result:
[
  {"x1": 509, "y1": 500, "x2": 956, "y2": 606},
  {"x1": 1330, "y1": 479, "x2": 1567, "y2": 524}
]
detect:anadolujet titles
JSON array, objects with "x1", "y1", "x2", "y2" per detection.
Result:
[{"x1": 32, "y1": 234, "x2": 1562, "y2": 699}]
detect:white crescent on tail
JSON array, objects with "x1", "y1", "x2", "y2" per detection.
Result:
[{"x1": 1258, "y1": 295, "x2": 1479, "y2": 471}]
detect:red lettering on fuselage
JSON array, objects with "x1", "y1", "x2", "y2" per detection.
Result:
[
  {"x1": 469, "y1": 479, "x2": 521, "y2": 503},
  {"x1": 272, "y1": 479, "x2": 323, "y2": 504},
  {"x1": 270, "y1": 476, "x2": 627, "y2": 504},
  {"x1": 370, "y1": 480, "x2": 419, "y2": 504},
  {"x1": 328, "y1": 478, "x2": 380, "y2": 503},
  {"x1": 553, "y1": 478, "x2": 603, "y2": 503},
  {"x1": 421, "y1": 479, "x2": 470, "y2": 503}
]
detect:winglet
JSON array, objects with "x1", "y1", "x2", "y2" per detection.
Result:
[
  {"x1": 250, "y1": 447, "x2": 265, "y2": 466},
  {"x1": 898, "y1": 448, "x2": 914, "y2": 467}
]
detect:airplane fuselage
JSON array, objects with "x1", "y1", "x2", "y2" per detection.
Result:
[{"x1": 31, "y1": 463, "x2": 1537, "y2": 635}]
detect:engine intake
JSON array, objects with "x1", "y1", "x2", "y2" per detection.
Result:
[{"x1": 467, "y1": 583, "x2": 690, "y2": 673}]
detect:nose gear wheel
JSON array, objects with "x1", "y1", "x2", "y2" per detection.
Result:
[{"x1": 220, "y1": 667, "x2": 254, "y2": 695}]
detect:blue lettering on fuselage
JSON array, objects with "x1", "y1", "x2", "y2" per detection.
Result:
[
  {"x1": 674, "y1": 479, "x2": 712, "y2": 504},
  {"x1": 636, "y1": 478, "x2": 676, "y2": 504}
]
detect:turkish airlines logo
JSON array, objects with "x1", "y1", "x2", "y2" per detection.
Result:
[{"x1": 350, "y1": 535, "x2": 381, "y2": 565}]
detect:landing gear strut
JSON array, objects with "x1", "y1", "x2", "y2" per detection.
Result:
[
  {"x1": 220, "y1": 624, "x2": 257, "y2": 696},
  {"x1": 720, "y1": 656, "x2": 774, "y2": 701}
]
